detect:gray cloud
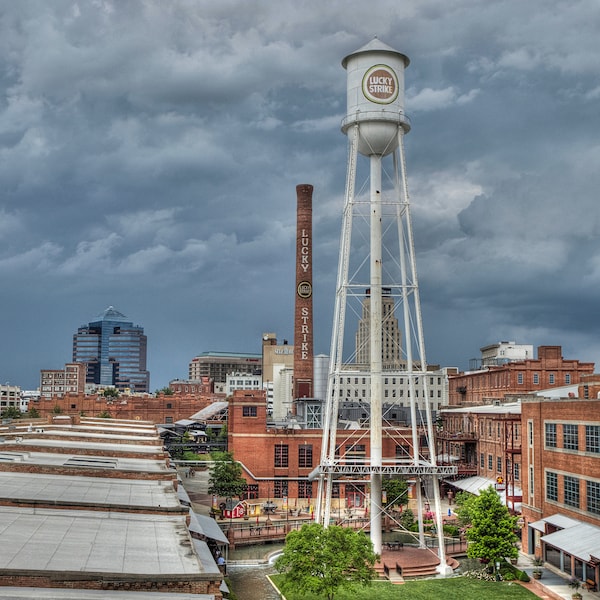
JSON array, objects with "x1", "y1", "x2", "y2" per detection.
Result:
[{"x1": 0, "y1": 0, "x2": 599, "y2": 389}]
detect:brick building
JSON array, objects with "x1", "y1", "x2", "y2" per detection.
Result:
[
  {"x1": 40, "y1": 362, "x2": 86, "y2": 398},
  {"x1": 0, "y1": 415, "x2": 224, "y2": 597},
  {"x1": 228, "y1": 389, "x2": 428, "y2": 511},
  {"x1": 189, "y1": 351, "x2": 261, "y2": 383},
  {"x1": 31, "y1": 391, "x2": 225, "y2": 424},
  {"x1": 448, "y1": 346, "x2": 594, "y2": 406},
  {"x1": 521, "y1": 391, "x2": 600, "y2": 585},
  {"x1": 439, "y1": 401, "x2": 522, "y2": 511}
]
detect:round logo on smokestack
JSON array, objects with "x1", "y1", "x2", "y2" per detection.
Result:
[
  {"x1": 297, "y1": 281, "x2": 312, "y2": 299},
  {"x1": 362, "y1": 64, "x2": 398, "y2": 104}
]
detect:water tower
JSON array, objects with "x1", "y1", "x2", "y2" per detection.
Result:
[{"x1": 311, "y1": 38, "x2": 456, "y2": 572}]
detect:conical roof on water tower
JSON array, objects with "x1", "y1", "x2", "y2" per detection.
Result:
[{"x1": 341, "y1": 37, "x2": 411, "y2": 156}]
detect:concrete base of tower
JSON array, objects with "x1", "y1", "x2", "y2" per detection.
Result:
[{"x1": 436, "y1": 563, "x2": 455, "y2": 577}]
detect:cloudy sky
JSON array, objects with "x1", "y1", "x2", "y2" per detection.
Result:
[{"x1": 1, "y1": 0, "x2": 599, "y2": 391}]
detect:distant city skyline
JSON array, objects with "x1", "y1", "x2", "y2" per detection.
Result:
[
  {"x1": 1, "y1": 2, "x2": 600, "y2": 390},
  {"x1": 73, "y1": 306, "x2": 150, "y2": 393}
]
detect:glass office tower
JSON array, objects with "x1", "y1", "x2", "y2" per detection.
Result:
[{"x1": 73, "y1": 306, "x2": 150, "y2": 393}]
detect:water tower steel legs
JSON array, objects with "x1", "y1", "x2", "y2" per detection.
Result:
[{"x1": 369, "y1": 153, "x2": 383, "y2": 554}]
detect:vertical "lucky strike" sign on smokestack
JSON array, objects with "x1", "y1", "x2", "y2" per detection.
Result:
[{"x1": 294, "y1": 184, "x2": 314, "y2": 399}]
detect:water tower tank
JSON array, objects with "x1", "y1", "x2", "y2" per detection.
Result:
[{"x1": 341, "y1": 37, "x2": 410, "y2": 156}]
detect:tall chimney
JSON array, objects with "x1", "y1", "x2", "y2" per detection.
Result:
[{"x1": 294, "y1": 184, "x2": 314, "y2": 399}]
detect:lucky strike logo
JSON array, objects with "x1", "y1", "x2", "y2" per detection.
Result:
[{"x1": 362, "y1": 65, "x2": 398, "y2": 104}]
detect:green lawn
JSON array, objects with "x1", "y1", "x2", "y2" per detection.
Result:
[{"x1": 269, "y1": 575, "x2": 539, "y2": 599}]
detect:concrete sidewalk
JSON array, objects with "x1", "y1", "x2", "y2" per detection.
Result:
[{"x1": 519, "y1": 554, "x2": 596, "y2": 600}]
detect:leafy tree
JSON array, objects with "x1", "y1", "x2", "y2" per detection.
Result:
[
  {"x1": 52, "y1": 404, "x2": 62, "y2": 414},
  {"x1": 275, "y1": 523, "x2": 378, "y2": 600},
  {"x1": 208, "y1": 451, "x2": 247, "y2": 499},
  {"x1": 27, "y1": 407, "x2": 40, "y2": 419},
  {"x1": 455, "y1": 490, "x2": 478, "y2": 527},
  {"x1": 103, "y1": 388, "x2": 119, "y2": 398},
  {"x1": 156, "y1": 387, "x2": 173, "y2": 396},
  {"x1": 466, "y1": 486, "x2": 519, "y2": 564},
  {"x1": 1, "y1": 406, "x2": 21, "y2": 419},
  {"x1": 97, "y1": 410, "x2": 112, "y2": 418},
  {"x1": 382, "y1": 477, "x2": 408, "y2": 508},
  {"x1": 398, "y1": 507, "x2": 416, "y2": 530}
]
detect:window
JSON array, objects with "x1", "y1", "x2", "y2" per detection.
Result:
[
  {"x1": 514, "y1": 463, "x2": 520, "y2": 481},
  {"x1": 517, "y1": 372, "x2": 524, "y2": 385},
  {"x1": 587, "y1": 481, "x2": 600, "y2": 515},
  {"x1": 529, "y1": 466, "x2": 534, "y2": 497},
  {"x1": 274, "y1": 444, "x2": 289, "y2": 468},
  {"x1": 564, "y1": 476, "x2": 580, "y2": 508},
  {"x1": 166, "y1": 403, "x2": 172, "y2": 409},
  {"x1": 274, "y1": 480, "x2": 288, "y2": 498},
  {"x1": 480, "y1": 453, "x2": 484, "y2": 468},
  {"x1": 528, "y1": 421, "x2": 534, "y2": 447},
  {"x1": 298, "y1": 444, "x2": 313, "y2": 468},
  {"x1": 565, "y1": 373, "x2": 571, "y2": 384},
  {"x1": 549, "y1": 373, "x2": 555, "y2": 384},
  {"x1": 563, "y1": 424, "x2": 579, "y2": 450},
  {"x1": 488, "y1": 454, "x2": 493, "y2": 470},
  {"x1": 546, "y1": 471, "x2": 558, "y2": 501},
  {"x1": 245, "y1": 484, "x2": 259, "y2": 500},
  {"x1": 545, "y1": 423, "x2": 557, "y2": 448},
  {"x1": 497, "y1": 457, "x2": 502, "y2": 473},
  {"x1": 533, "y1": 373, "x2": 539, "y2": 384},
  {"x1": 242, "y1": 406, "x2": 257, "y2": 417},
  {"x1": 298, "y1": 481, "x2": 313, "y2": 499},
  {"x1": 586, "y1": 425, "x2": 600, "y2": 453}
]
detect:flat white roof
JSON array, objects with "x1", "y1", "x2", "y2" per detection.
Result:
[
  {"x1": 0, "y1": 472, "x2": 181, "y2": 510},
  {"x1": 8, "y1": 437, "x2": 163, "y2": 455},
  {"x1": 0, "y1": 506, "x2": 203, "y2": 576},
  {"x1": 0, "y1": 450, "x2": 172, "y2": 473}
]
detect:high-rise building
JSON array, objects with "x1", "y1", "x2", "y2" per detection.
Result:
[
  {"x1": 73, "y1": 306, "x2": 149, "y2": 393},
  {"x1": 355, "y1": 287, "x2": 402, "y2": 367}
]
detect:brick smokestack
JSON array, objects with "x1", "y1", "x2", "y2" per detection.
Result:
[{"x1": 294, "y1": 184, "x2": 314, "y2": 399}]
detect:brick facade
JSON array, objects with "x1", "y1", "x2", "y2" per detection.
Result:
[
  {"x1": 294, "y1": 184, "x2": 314, "y2": 399},
  {"x1": 228, "y1": 389, "x2": 426, "y2": 508},
  {"x1": 31, "y1": 391, "x2": 225, "y2": 424},
  {"x1": 448, "y1": 346, "x2": 594, "y2": 406}
]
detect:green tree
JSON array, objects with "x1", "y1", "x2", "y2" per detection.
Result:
[
  {"x1": 27, "y1": 407, "x2": 40, "y2": 419},
  {"x1": 1, "y1": 406, "x2": 21, "y2": 419},
  {"x1": 275, "y1": 523, "x2": 378, "y2": 600},
  {"x1": 52, "y1": 404, "x2": 62, "y2": 414},
  {"x1": 208, "y1": 451, "x2": 247, "y2": 499},
  {"x1": 466, "y1": 486, "x2": 519, "y2": 564},
  {"x1": 97, "y1": 410, "x2": 112, "y2": 418},
  {"x1": 382, "y1": 477, "x2": 408, "y2": 508},
  {"x1": 454, "y1": 490, "x2": 478, "y2": 528},
  {"x1": 156, "y1": 387, "x2": 173, "y2": 396},
  {"x1": 103, "y1": 388, "x2": 119, "y2": 398}
]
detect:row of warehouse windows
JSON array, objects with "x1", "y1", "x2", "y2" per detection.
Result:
[
  {"x1": 546, "y1": 472, "x2": 600, "y2": 515},
  {"x1": 517, "y1": 372, "x2": 571, "y2": 385},
  {"x1": 545, "y1": 423, "x2": 600, "y2": 453}
]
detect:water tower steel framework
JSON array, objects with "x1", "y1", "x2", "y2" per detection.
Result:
[{"x1": 310, "y1": 38, "x2": 456, "y2": 571}]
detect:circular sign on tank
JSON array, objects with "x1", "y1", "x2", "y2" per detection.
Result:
[{"x1": 362, "y1": 64, "x2": 399, "y2": 104}]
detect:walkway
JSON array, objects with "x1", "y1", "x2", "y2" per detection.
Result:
[{"x1": 519, "y1": 555, "x2": 598, "y2": 600}]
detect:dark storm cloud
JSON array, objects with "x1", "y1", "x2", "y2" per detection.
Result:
[{"x1": 0, "y1": 0, "x2": 599, "y2": 389}]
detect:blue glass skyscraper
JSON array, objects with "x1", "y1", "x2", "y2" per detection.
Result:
[{"x1": 73, "y1": 306, "x2": 150, "y2": 393}]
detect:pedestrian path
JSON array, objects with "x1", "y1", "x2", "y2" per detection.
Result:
[{"x1": 519, "y1": 554, "x2": 596, "y2": 600}]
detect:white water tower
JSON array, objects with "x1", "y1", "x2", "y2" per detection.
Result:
[{"x1": 312, "y1": 38, "x2": 455, "y2": 574}]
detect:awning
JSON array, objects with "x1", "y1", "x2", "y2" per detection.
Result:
[
  {"x1": 530, "y1": 513, "x2": 580, "y2": 533},
  {"x1": 189, "y1": 509, "x2": 229, "y2": 545},
  {"x1": 542, "y1": 522, "x2": 600, "y2": 562}
]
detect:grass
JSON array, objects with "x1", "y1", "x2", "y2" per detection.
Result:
[{"x1": 269, "y1": 575, "x2": 539, "y2": 599}]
